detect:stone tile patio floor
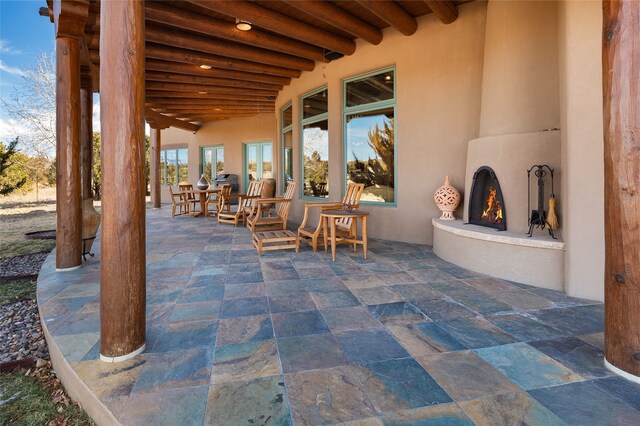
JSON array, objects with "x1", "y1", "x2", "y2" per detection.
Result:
[{"x1": 36, "y1": 209, "x2": 640, "y2": 425}]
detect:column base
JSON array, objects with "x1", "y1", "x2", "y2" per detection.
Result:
[
  {"x1": 56, "y1": 264, "x2": 82, "y2": 272},
  {"x1": 604, "y1": 358, "x2": 640, "y2": 384},
  {"x1": 100, "y1": 343, "x2": 146, "y2": 363}
]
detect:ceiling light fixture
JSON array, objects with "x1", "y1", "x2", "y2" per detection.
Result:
[
  {"x1": 198, "y1": 91, "x2": 208, "y2": 95},
  {"x1": 235, "y1": 18, "x2": 252, "y2": 31},
  {"x1": 214, "y1": 108, "x2": 222, "y2": 111},
  {"x1": 199, "y1": 64, "x2": 212, "y2": 70},
  {"x1": 385, "y1": 75, "x2": 392, "y2": 81}
]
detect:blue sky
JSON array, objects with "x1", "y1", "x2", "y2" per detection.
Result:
[{"x1": 0, "y1": 0, "x2": 55, "y2": 115}]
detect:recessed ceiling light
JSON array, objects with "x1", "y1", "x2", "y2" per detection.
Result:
[
  {"x1": 235, "y1": 18, "x2": 252, "y2": 31},
  {"x1": 214, "y1": 108, "x2": 223, "y2": 111},
  {"x1": 303, "y1": 104, "x2": 311, "y2": 109},
  {"x1": 199, "y1": 64, "x2": 212, "y2": 70},
  {"x1": 385, "y1": 75, "x2": 392, "y2": 81},
  {"x1": 198, "y1": 91, "x2": 208, "y2": 95}
]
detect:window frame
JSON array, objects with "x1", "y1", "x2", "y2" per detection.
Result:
[
  {"x1": 300, "y1": 85, "x2": 329, "y2": 200},
  {"x1": 200, "y1": 144, "x2": 225, "y2": 181},
  {"x1": 280, "y1": 101, "x2": 293, "y2": 195},
  {"x1": 160, "y1": 147, "x2": 189, "y2": 187},
  {"x1": 342, "y1": 66, "x2": 397, "y2": 207}
]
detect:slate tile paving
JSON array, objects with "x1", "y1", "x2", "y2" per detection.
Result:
[
  {"x1": 36, "y1": 210, "x2": 639, "y2": 425},
  {"x1": 528, "y1": 381, "x2": 640, "y2": 425}
]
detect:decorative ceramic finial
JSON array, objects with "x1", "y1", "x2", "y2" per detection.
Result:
[{"x1": 434, "y1": 175, "x2": 461, "y2": 220}]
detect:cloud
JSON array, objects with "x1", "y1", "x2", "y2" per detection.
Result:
[
  {"x1": 0, "y1": 39, "x2": 22, "y2": 55},
  {"x1": 0, "y1": 117, "x2": 28, "y2": 142},
  {"x1": 0, "y1": 60, "x2": 25, "y2": 77}
]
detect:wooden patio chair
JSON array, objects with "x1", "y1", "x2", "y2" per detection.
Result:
[
  {"x1": 247, "y1": 182, "x2": 297, "y2": 233},
  {"x1": 178, "y1": 183, "x2": 198, "y2": 213},
  {"x1": 169, "y1": 186, "x2": 191, "y2": 218},
  {"x1": 297, "y1": 182, "x2": 365, "y2": 251},
  {"x1": 205, "y1": 184, "x2": 231, "y2": 217},
  {"x1": 217, "y1": 180, "x2": 264, "y2": 226}
]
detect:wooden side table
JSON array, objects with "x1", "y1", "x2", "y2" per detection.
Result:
[{"x1": 320, "y1": 209, "x2": 369, "y2": 261}]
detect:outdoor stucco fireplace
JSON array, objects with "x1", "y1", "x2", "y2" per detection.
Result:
[
  {"x1": 468, "y1": 166, "x2": 506, "y2": 231},
  {"x1": 432, "y1": 130, "x2": 565, "y2": 291}
]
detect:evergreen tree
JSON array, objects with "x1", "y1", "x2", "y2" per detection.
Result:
[{"x1": 0, "y1": 138, "x2": 28, "y2": 195}]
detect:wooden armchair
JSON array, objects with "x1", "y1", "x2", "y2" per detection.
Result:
[
  {"x1": 218, "y1": 180, "x2": 264, "y2": 226},
  {"x1": 298, "y1": 183, "x2": 365, "y2": 251},
  {"x1": 178, "y1": 183, "x2": 198, "y2": 213},
  {"x1": 247, "y1": 182, "x2": 296, "y2": 233},
  {"x1": 205, "y1": 184, "x2": 231, "y2": 217},
  {"x1": 169, "y1": 186, "x2": 191, "y2": 218}
]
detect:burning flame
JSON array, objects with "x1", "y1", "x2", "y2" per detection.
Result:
[{"x1": 481, "y1": 187, "x2": 503, "y2": 224}]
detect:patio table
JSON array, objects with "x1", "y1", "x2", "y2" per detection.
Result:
[
  {"x1": 179, "y1": 188, "x2": 220, "y2": 217},
  {"x1": 320, "y1": 209, "x2": 369, "y2": 261}
]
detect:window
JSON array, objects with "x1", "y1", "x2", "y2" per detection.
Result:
[
  {"x1": 244, "y1": 141, "x2": 273, "y2": 191},
  {"x1": 344, "y1": 68, "x2": 396, "y2": 204},
  {"x1": 201, "y1": 146, "x2": 224, "y2": 180},
  {"x1": 160, "y1": 147, "x2": 188, "y2": 186},
  {"x1": 301, "y1": 87, "x2": 329, "y2": 198},
  {"x1": 281, "y1": 103, "x2": 293, "y2": 192}
]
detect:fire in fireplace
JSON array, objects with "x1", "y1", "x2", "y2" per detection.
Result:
[{"x1": 468, "y1": 166, "x2": 506, "y2": 231}]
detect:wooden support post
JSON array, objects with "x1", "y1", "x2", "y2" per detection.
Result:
[
  {"x1": 80, "y1": 87, "x2": 93, "y2": 200},
  {"x1": 99, "y1": 0, "x2": 146, "y2": 361},
  {"x1": 603, "y1": 0, "x2": 640, "y2": 381},
  {"x1": 150, "y1": 128, "x2": 162, "y2": 209},
  {"x1": 55, "y1": 36, "x2": 82, "y2": 270}
]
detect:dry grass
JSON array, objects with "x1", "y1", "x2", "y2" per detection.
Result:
[{"x1": 0, "y1": 187, "x2": 57, "y2": 259}]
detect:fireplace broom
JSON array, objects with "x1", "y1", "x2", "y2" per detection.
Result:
[{"x1": 547, "y1": 195, "x2": 559, "y2": 230}]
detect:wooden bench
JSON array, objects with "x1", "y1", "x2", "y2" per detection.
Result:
[{"x1": 252, "y1": 230, "x2": 299, "y2": 255}]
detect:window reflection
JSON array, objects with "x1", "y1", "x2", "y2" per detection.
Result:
[
  {"x1": 346, "y1": 109, "x2": 394, "y2": 203},
  {"x1": 303, "y1": 120, "x2": 329, "y2": 198}
]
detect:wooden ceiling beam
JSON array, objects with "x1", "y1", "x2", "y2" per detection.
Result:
[
  {"x1": 356, "y1": 0, "x2": 418, "y2": 36},
  {"x1": 177, "y1": 114, "x2": 260, "y2": 121},
  {"x1": 146, "y1": 98, "x2": 273, "y2": 107},
  {"x1": 145, "y1": 71, "x2": 282, "y2": 91},
  {"x1": 156, "y1": 105, "x2": 275, "y2": 111},
  {"x1": 145, "y1": 109, "x2": 201, "y2": 132},
  {"x1": 147, "y1": 103, "x2": 274, "y2": 110},
  {"x1": 146, "y1": 43, "x2": 301, "y2": 78},
  {"x1": 146, "y1": 92, "x2": 274, "y2": 101},
  {"x1": 285, "y1": 0, "x2": 383, "y2": 45},
  {"x1": 145, "y1": 2, "x2": 325, "y2": 62},
  {"x1": 423, "y1": 1, "x2": 458, "y2": 24},
  {"x1": 145, "y1": 59, "x2": 291, "y2": 86},
  {"x1": 189, "y1": 0, "x2": 356, "y2": 55},
  {"x1": 146, "y1": 24, "x2": 314, "y2": 72},
  {"x1": 146, "y1": 81, "x2": 277, "y2": 96}
]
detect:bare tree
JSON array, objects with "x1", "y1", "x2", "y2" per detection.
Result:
[{"x1": 1, "y1": 50, "x2": 56, "y2": 157}]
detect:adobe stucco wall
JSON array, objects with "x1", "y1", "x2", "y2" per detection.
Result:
[{"x1": 558, "y1": 0, "x2": 604, "y2": 301}]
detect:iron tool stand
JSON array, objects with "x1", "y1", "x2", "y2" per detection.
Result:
[{"x1": 527, "y1": 165, "x2": 557, "y2": 239}]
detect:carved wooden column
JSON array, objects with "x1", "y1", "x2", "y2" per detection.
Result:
[
  {"x1": 80, "y1": 86, "x2": 93, "y2": 200},
  {"x1": 149, "y1": 127, "x2": 162, "y2": 208},
  {"x1": 55, "y1": 36, "x2": 82, "y2": 271},
  {"x1": 603, "y1": 0, "x2": 640, "y2": 382},
  {"x1": 99, "y1": 0, "x2": 146, "y2": 361}
]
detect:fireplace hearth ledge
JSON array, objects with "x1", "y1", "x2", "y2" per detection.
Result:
[
  {"x1": 433, "y1": 218, "x2": 565, "y2": 290},
  {"x1": 433, "y1": 219, "x2": 565, "y2": 250}
]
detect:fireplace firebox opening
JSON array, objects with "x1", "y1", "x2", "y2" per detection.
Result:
[{"x1": 468, "y1": 166, "x2": 506, "y2": 231}]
